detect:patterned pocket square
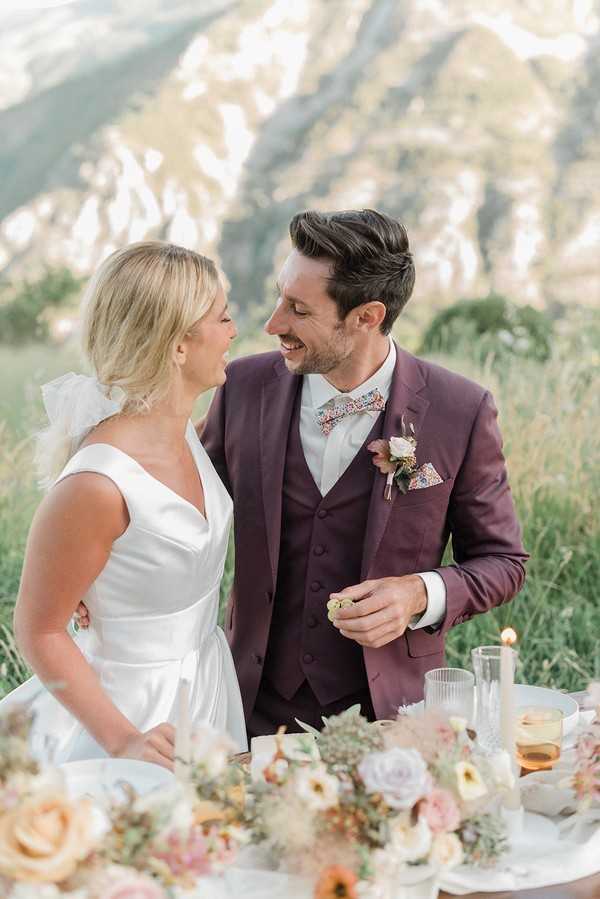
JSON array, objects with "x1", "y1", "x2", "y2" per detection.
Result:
[{"x1": 408, "y1": 462, "x2": 444, "y2": 491}]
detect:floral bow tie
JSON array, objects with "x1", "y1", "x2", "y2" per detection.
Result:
[{"x1": 316, "y1": 388, "x2": 386, "y2": 436}]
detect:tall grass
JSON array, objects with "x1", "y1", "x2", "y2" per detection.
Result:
[
  {"x1": 0, "y1": 329, "x2": 598, "y2": 697},
  {"x1": 443, "y1": 351, "x2": 600, "y2": 690},
  {"x1": 0, "y1": 425, "x2": 37, "y2": 694}
]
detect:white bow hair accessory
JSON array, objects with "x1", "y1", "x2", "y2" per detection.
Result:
[{"x1": 41, "y1": 372, "x2": 126, "y2": 439}]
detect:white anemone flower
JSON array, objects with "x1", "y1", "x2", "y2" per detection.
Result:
[
  {"x1": 294, "y1": 764, "x2": 339, "y2": 811},
  {"x1": 486, "y1": 750, "x2": 516, "y2": 791},
  {"x1": 455, "y1": 762, "x2": 488, "y2": 801}
]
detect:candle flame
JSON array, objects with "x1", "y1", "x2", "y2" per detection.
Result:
[{"x1": 501, "y1": 627, "x2": 517, "y2": 646}]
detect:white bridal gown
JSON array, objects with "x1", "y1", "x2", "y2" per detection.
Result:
[{"x1": 0, "y1": 421, "x2": 247, "y2": 760}]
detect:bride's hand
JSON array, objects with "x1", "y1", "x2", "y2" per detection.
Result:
[{"x1": 113, "y1": 723, "x2": 176, "y2": 770}]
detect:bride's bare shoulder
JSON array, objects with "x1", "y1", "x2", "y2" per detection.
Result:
[{"x1": 37, "y1": 469, "x2": 129, "y2": 543}]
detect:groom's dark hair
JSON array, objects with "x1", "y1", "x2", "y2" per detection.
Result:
[{"x1": 289, "y1": 209, "x2": 415, "y2": 334}]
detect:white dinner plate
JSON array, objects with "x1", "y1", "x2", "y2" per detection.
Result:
[
  {"x1": 514, "y1": 683, "x2": 579, "y2": 736},
  {"x1": 59, "y1": 757, "x2": 173, "y2": 802}
]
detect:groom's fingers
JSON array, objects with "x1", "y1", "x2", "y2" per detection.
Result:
[
  {"x1": 333, "y1": 591, "x2": 388, "y2": 619},
  {"x1": 329, "y1": 580, "x2": 377, "y2": 604},
  {"x1": 75, "y1": 601, "x2": 90, "y2": 628},
  {"x1": 333, "y1": 605, "x2": 393, "y2": 633}
]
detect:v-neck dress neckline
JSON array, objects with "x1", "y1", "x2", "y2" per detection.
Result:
[{"x1": 84, "y1": 420, "x2": 210, "y2": 526}]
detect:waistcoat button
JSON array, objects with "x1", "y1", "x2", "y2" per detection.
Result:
[
  {"x1": 313, "y1": 545, "x2": 325, "y2": 556},
  {"x1": 307, "y1": 615, "x2": 318, "y2": 628},
  {"x1": 317, "y1": 509, "x2": 328, "y2": 519},
  {"x1": 310, "y1": 580, "x2": 322, "y2": 592},
  {"x1": 303, "y1": 653, "x2": 314, "y2": 664}
]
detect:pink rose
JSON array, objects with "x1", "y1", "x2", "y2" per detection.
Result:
[
  {"x1": 367, "y1": 439, "x2": 397, "y2": 474},
  {"x1": 434, "y1": 720, "x2": 457, "y2": 748},
  {"x1": 94, "y1": 866, "x2": 167, "y2": 899},
  {"x1": 153, "y1": 826, "x2": 211, "y2": 878},
  {"x1": 419, "y1": 788, "x2": 461, "y2": 834}
]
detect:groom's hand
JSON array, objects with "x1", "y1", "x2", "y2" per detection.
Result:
[
  {"x1": 330, "y1": 575, "x2": 427, "y2": 648},
  {"x1": 74, "y1": 601, "x2": 90, "y2": 629}
]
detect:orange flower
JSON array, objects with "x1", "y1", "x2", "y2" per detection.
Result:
[{"x1": 314, "y1": 864, "x2": 359, "y2": 899}]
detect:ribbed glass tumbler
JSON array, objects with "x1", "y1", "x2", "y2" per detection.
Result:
[{"x1": 423, "y1": 667, "x2": 474, "y2": 723}]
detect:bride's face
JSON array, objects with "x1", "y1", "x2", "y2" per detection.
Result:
[{"x1": 180, "y1": 284, "x2": 237, "y2": 393}]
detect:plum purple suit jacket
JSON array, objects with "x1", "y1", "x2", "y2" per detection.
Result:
[{"x1": 201, "y1": 344, "x2": 528, "y2": 721}]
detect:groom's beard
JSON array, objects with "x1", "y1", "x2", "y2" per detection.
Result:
[{"x1": 282, "y1": 325, "x2": 352, "y2": 376}]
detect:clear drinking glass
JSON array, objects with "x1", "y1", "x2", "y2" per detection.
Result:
[
  {"x1": 471, "y1": 645, "x2": 518, "y2": 752},
  {"x1": 515, "y1": 706, "x2": 563, "y2": 772},
  {"x1": 424, "y1": 667, "x2": 474, "y2": 722}
]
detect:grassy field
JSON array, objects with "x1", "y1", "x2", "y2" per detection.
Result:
[{"x1": 0, "y1": 321, "x2": 598, "y2": 697}]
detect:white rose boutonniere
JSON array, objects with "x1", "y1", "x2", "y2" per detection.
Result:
[{"x1": 368, "y1": 417, "x2": 417, "y2": 499}]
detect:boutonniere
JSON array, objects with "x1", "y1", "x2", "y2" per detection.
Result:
[{"x1": 368, "y1": 418, "x2": 417, "y2": 500}]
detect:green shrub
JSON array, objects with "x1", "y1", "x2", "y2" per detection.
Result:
[
  {"x1": 420, "y1": 293, "x2": 552, "y2": 363},
  {"x1": 0, "y1": 268, "x2": 82, "y2": 345}
]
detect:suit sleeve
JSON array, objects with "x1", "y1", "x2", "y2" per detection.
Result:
[
  {"x1": 198, "y1": 380, "x2": 232, "y2": 496},
  {"x1": 436, "y1": 390, "x2": 528, "y2": 635}
]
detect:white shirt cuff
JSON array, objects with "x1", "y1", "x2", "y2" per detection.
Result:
[{"x1": 408, "y1": 571, "x2": 447, "y2": 630}]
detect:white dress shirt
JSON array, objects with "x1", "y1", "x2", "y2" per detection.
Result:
[{"x1": 299, "y1": 339, "x2": 446, "y2": 630}]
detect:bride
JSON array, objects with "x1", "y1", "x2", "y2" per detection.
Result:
[{"x1": 0, "y1": 241, "x2": 247, "y2": 768}]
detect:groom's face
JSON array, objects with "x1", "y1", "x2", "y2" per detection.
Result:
[{"x1": 265, "y1": 250, "x2": 352, "y2": 375}]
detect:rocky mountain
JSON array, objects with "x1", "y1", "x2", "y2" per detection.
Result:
[{"x1": 0, "y1": 0, "x2": 598, "y2": 324}]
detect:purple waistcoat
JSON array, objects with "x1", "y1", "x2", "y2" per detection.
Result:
[{"x1": 262, "y1": 390, "x2": 383, "y2": 705}]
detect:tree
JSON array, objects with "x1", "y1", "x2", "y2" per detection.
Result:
[
  {"x1": 419, "y1": 293, "x2": 552, "y2": 364},
  {"x1": 0, "y1": 268, "x2": 82, "y2": 344}
]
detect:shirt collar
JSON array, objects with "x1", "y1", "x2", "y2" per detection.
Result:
[{"x1": 306, "y1": 337, "x2": 396, "y2": 410}]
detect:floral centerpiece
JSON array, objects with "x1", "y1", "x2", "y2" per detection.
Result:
[
  {"x1": 0, "y1": 703, "x2": 513, "y2": 899},
  {"x1": 248, "y1": 706, "x2": 511, "y2": 897},
  {"x1": 0, "y1": 710, "x2": 248, "y2": 898}
]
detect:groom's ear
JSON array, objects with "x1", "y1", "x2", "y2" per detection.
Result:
[{"x1": 352, "y1": 301, "x2": 386, "y2": 332}]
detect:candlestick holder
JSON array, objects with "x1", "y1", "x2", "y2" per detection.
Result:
[{"x1": 471, "y1": 645, "x2": 518, "y2": 752}]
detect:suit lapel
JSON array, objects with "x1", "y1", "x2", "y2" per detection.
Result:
[
  {"x1": 361, "y1": 346, "x2": 430, "y2": 579},
  {"x1": 260, "y1": 359, "x2": 301, "y2": 589}
]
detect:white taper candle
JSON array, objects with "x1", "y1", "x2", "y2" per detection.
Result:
[
  {"x1": 500, "y1": 628, "x2": 521, "y2": 809},
  {"x1": 174, "y1": 677, "x2": 191, "y2": 781}
]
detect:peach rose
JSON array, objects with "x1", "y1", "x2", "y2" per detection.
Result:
[
  {"x1": 0, "y1": 791, "x2": 94, "y2": 883},
  {"x1": 193, "y1": 800, "x2": 226, "y2": 825}
]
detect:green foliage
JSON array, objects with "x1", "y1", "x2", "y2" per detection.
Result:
[
  {"x1": 460, "y1": 814, "x2": 508, "y2": 868},
  {"x1": 419, "y1": 294, "x2": 553, "y2": 364},
  {"x1": 0, "y1": 268, "x2": 82, "y2": 345},
  {"x1": 0, "y1": 427, "x2": 36, "y2": 694}
]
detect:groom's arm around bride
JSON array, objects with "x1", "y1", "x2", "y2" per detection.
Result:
[{"x1": 201, "y1": 208, "x2": 528, "y2": 732}]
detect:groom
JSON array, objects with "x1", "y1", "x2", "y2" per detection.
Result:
[{"x1": 201, "y1": 209, "x2": 528, "y2": 738}]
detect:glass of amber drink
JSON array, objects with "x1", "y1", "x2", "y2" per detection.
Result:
[{"x1": 515, "y1": 706, "x2": 563, "y2": 772}]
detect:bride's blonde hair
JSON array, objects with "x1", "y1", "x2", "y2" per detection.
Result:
[{"x1": 37, "y1": 241, "x2": 220, "y2": 486}]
